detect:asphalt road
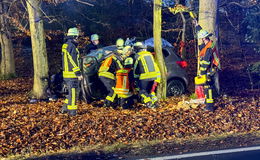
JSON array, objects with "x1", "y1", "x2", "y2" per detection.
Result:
[{"x1": 141, "y1": 146, "x2": 260, "y2": 160}]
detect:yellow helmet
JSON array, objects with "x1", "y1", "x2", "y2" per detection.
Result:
[
  {"x1": 116, "y1": 38, "x2": 124, "y2": 49},
  {"x1": 197, "y1": 29, "x2": 211, "y2": 39},
  {"x1": 67, "y1": 27, "x2": 79, "y2": 36}
]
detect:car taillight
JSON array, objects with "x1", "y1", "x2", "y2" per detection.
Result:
[{"x1": 176, "y1": 61, "x2": 188, "y2": 68}]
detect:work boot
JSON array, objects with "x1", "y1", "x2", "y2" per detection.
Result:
[
  {"x1": 153, "y1": 102, "x2": 160, "y2": 108},
  {"x1": 146, "y1": 102, "x2": 153, "y2": 108},
  {"x1": 204, "y1": 104, "x2": 215, "y2": 112},
  {"x1": 68, "y1": 110, "x2": 77, "y2": 116},
  {"x1": 103, "y1": 100, "x2": 112, "y2": 108},
  {"x1": 61, "y1": 105, "x2": 68, "y2": 114}
]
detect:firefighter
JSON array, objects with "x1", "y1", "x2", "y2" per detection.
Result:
[
  {"x1": 98, "y1": 46, "x2": 123, "y2": 107},
  {"x1": 133, "y1": 42, "x2": 161, "y2": 108},
  {"x1": 195, "y1": 23, "x2": 220, "y2": 112},
  {"x1": 114, "y1": 46, "x2": 135, "y2": 109},
  {"x1": 85, "y1": 34, "x2": 102, "y2": 54},
  {"x1": 61, "y1": 27, "x2": 83, "y2": 116}
]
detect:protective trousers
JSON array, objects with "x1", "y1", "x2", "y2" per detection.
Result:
[
  {"x1": 138, "y1": 80, "x2": 154, "y2": 107},
  {"x1": 99, "y1": 77, "x2": 116, "y2": 106},
  {"x1": 203, "y1": 76, "x2": 214, "y2": 110},
  {"x1": 64, "y1": 78, "x2": 80, "y2": 111}
]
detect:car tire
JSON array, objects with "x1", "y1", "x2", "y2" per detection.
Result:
[{"x1": 167, "y1": 79, "x2": 185, "y2": 96}]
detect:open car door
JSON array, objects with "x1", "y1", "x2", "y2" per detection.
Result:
[{"x1": 80, "y1": 46, "x2": 117, "y2": 103}]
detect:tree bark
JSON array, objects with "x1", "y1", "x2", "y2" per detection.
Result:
[
  {"x1": 198, "y1": 0, "x2": 219, "y2": 43},
  {"x1": 153, "y1": 0, "x2": 167, "y2": 99},
  {"x1": 0, "y1": 1, "x2": 15, "y2": 79},
  {"x1": 26, "y1": 0, "x2": 49, "y2": 99}
]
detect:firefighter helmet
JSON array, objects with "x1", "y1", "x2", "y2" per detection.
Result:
[
  {"x1": 197, "y1": 29, "x2": 211, "y2": 39},
  {"x1": 91, "y1": 34, "x2": 99, "y2": 41},
  {"x1": 116, "y1": 38, "x2": 124, "y2": 49},
  {"x1": 67, "y1": 27, "x2": 79, "y2": 36}
]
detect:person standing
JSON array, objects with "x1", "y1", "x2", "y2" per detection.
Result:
[
  {"x1": 195, "y1": 23, "x2": 220, "y2": 111},
  {"x1": 61, "y1": 27, "x2": 83, "y2": 116}
]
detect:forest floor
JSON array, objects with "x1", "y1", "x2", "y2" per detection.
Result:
[{"x1": 0, "y1": 43, "x2": 259, "y2": 159}]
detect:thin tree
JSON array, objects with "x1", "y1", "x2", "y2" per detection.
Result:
[
  {"x1": 26, "y1": 0, "x2": 49, "y2": 99},
  {"x1": 153, "y1": 0, "x2": 167, "y2": 99},
  {"x1": 0, "y1": 1, "x2": 15, "y2": 79}
]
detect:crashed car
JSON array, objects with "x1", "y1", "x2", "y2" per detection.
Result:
[{"x1": 80, "y1": 40, "x2": 188, "y2": 103}]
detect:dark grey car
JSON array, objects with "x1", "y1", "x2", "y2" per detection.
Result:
[{"x1": 80, "y1": 45, "x2": 188, "y2": 102}]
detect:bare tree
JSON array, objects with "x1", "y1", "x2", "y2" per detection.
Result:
[
  {"x1": 0, "y1": 1, "x2": 15, "y2": 79},
  {"x1": 153, "y1": 0, "x2": 167, "y2": 99},
  {"x1": 26, "y1": 0, "x2": 49, "y2": 99}
]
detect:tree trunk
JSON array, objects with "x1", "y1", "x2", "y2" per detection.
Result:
[
  {"x1": 153, "y1": 0, "x2": 167, "y2": 99},
  {"x1": 180, "y1": 12, "x2": 187, "y2": 59},
  {"x1": 198, "y1": 0, "x2": 218, "y2": 43},
  {"x1": 0, "y1": 1, "x2": 15, "y2": 79},
  {"x1": 26, "y1": 0, "x2": 49, "y2": 99}
]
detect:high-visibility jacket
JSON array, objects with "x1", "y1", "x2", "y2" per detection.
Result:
[
  {"x1": 199, "y1": 40, "x2": 220, "y2": 75},
  {"x1": 62, "y1": 39, "x2": 81, "y2": 78},
  {"x1": 114, "y1": 68, "x2": 132, "y2": 96},
  {"x1": 134, "y1": 51, "x2": 161, "y2": 81},
  {"x1": 98, "y1": 55, "x2": 123, "y2": 80}
]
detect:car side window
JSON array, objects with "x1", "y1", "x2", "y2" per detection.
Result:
[{"x1": 162, "y1": 49, "x2": 170, "y2": 58}]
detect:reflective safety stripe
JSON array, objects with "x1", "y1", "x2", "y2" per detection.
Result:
[
  {"x1": 68, "y1": 87, "x2": 77, "y2": 110},
  {"x1": 106, "y1": 91, "x2": 116, "y2": 102},
  {"x1": 208, "y1": 89, "x2": 213, "y2": 99},
  {"x1": 64, "y1": 99, "x2": 69, "y2": 104},
  {"x1": 141, "y1": 94, "x2": 152, "y2": 103},
  {"x1": 63, "y1": 71, "x2": 77, "y2": 78},
  {"x1": 200, "y1": 67, "x2": 207, "y2": 71},
  {"x1": 72, "y1": 67, "x2": 80, "y2": 72},
  {"x1": 200, "y1": 60, "x2": 210, "y2": 65},
  {"x1": 151, "y1": 92, "x2": 158, "y2": 104},
  {"x1": 140, "y1": 72, "x2": 158, "y2": 80},
  {"x1": 206, "y1": 89, "x2": 214, "y2": 103},
  {"x1": 68, "y1": 105, "x2": 77, "y2": 110},
  {"x1": 98, "y1": 72, "x2": 115, "y2": 80},
  {"x1": 206, "y1": 99, "x2": 214, "y2": 103}
]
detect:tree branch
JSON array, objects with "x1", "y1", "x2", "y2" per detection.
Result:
[{"x1": 162, "y1": 28, "x2": 182, "y2": 32}]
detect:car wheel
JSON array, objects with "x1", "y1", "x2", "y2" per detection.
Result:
[{"x1": 167, "y1": 79, "x2": 185, "y2": 96}]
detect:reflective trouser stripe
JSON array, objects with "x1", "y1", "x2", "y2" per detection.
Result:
[
  {"x1": 206, "y1": 89, "x2": 214, "y2": 103},
  {"x1": 151, "y1": 92, "x2": 158, "y2": 104},
  {"x1": 205, "y1": 87, "x2": 214, "y2": 104},
  {"x1": 106, "y1": 90, "x2": 116, "y2": 102},
  {"x1": 141, "y1": 94, "x2": 152, "y2": 103},
  {"x1": 64, "y1": 99, "x2": 69, "y2": 104},
  {"x1": 64, "y1": 79, "x2": 78, "y2": 110},
  {"x1": 68, "y1": 88, "x2": 77, "y2": 110}
]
